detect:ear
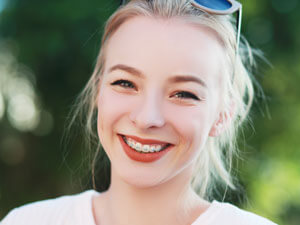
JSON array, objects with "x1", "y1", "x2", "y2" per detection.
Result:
[{"x1": 209, "y1": 101, "x2": 236, "y2": 137}]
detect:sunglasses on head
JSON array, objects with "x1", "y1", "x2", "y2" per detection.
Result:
[
  {"x1": 191, "y1": 0, "x2": 242, "y2": 54},
  {"x1": 120, "y1": 0, "x2": 242, "y2": 56}
]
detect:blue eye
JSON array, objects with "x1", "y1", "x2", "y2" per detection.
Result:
[
  {"x1": 173, "y1": 91, "x2": 200, "y2": 100},
  {"x1": 111, "y1": 79, "x2": 135, "y2": 89}
]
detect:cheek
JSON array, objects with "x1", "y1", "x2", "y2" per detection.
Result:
[
  {"x1": 97, "y1": 88, "x2": 136, "y2": 138},
  {"x1": 169, "y1": 104, "x2": 212, "y2": 132},
  {"x1": 166, "y1": 104, "x2": 214, "y2": 151}
]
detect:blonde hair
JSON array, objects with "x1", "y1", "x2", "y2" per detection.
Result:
[{"x1": 68, "y1": 0, "x2": 258, "y2": 198}]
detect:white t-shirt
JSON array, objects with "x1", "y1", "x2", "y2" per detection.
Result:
[{"x1": 1, "y1": 190, "x2": 277, "y2": 225}]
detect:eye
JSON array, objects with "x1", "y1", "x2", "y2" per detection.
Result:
[
  {"x1": 110, "y1": 79, "x2": 136, "y2": 89},
  {"x1": 172, "y1": 91, "x2": 200, "y2": 101}
]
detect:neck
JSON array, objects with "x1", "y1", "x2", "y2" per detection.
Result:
[{"x1": 93, "y1": 165, "x2": 208, "y2": 225}]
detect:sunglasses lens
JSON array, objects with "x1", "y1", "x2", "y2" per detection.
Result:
[{"x1": 194, "y1": 0, "x2": 232, "y2": 10}]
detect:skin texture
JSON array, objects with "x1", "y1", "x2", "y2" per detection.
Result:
[{"x1": 93, "y1": 16, "x2": 226, "y2": 225}]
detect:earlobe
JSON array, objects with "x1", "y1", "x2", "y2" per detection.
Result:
[
  {"x1": 209, "y1": 121, "x2": 223, "y2": 137},
  {"x1": 209, "y1": 100, "x2": 236, "y2": 137}
]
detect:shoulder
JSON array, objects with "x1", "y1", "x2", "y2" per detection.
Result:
[
  {"x1": 1, "y1": 190, "x2": 99, "y2": 225},
  {"x1": 210, "y1": 201, "x2": 277, "y2": 225},
  {"x1": 192, "y1": 200, "x2": 277, "y2": 225}
]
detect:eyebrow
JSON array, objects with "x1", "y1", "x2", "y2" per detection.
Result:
[
  {"x1": 167, "y1": 75, "x2": 207, "y2": 88},
  {"x1": 108, "y1": 64, "x2": 145, "y2": 79},
  {"x1": 108, "y1": 64, "x2": 207, "y2": 88}
]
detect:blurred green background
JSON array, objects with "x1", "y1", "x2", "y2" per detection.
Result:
[{"x1": 0, "y1": 0, "x2": 299, "y2": 224}]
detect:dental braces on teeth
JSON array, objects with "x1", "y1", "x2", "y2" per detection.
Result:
[{"x1": 123, "y1": 136, "x2": 169, "y2": 153}]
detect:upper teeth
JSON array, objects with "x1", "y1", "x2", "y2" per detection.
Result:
[{"x1": 124, "y1": 136, "x2": 168, "y2": 153}]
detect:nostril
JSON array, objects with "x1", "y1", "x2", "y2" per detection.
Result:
[
  {"x1": 128, "y1": 97, "x2": 165, "y2": 129},
  {"x1": 129, "y1": 112, "x2": 165, "y2": 129}
]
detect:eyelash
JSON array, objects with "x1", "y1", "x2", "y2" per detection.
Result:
[
  {"x1": 110, "y1": 79, "x2": 200, "y2": 101},
  {"x1": 110, "y1": 79, "x2": 135, "y2": 89},
  {"x1": 172, "y1": 91, "x2": 200, "y2": 101}
]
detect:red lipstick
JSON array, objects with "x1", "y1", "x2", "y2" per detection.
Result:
[
  {"x1": 118, "y1": 135, "x2": 172, "y2": 163},
  {"x1": 123, "y1": 135, "x2": 170, "y2": 145}
]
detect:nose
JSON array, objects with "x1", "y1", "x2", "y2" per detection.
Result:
[{"x1": 129, "y1": 93, "x2": 165, "y2": 129}]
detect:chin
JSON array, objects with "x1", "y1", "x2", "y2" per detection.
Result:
[{"x1": 115, "y1": 166, "x2": 168, "y2": 189}]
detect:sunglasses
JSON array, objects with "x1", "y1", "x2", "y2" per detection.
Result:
[
  {"x1": 120, "y1": 0, "x2": 242, "y2": 55},
  {"x1": 191, "y1": 0, "x2": 242, "y2": 55}
]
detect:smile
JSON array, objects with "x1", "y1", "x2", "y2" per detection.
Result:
[
  {"x1": 122, "y1": 136, "x2": 170, "y2": 153},
  {"x1": 118, "y1": 134, "x2": 173, "y2": 163}
]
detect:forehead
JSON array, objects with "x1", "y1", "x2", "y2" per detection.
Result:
[{"x1": 104, "y1": 16, "x2": 225, "y2": 86}]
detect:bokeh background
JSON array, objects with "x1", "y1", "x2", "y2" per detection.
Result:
[{"x1": 0, "y1": 0, "x2": 299, "y2": 224}]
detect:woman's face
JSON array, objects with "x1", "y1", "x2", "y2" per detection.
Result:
[{"x1": 97, "y1": 16, "x2": 225, "y2": 188}]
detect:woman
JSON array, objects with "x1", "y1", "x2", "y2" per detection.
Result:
[{"x1": 1, "y1": 0, "x2": 277, "y2": 224}]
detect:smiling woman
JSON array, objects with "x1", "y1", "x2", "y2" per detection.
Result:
[{"x1": 1, "y1": 0, "x2": 277, "y2": 225}]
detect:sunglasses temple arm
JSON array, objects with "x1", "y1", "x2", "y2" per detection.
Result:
[
  {"x1": 232, "y1": 6, "x2": 242, "y2": 83},
  {"x1": 236, "y1": 6, "x2": 242, "y2": 56}
]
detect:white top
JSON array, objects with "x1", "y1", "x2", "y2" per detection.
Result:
[{"x1": 1, "y1": 190, "x2": 277, "y2": 225}]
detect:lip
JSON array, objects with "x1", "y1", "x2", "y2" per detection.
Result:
[
  {"x1": 122, "y1": 134, "x2": 171, "y2": 145},
  {"x1": 118, "y1": 134, "x2": 173, "y2": 163}
]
